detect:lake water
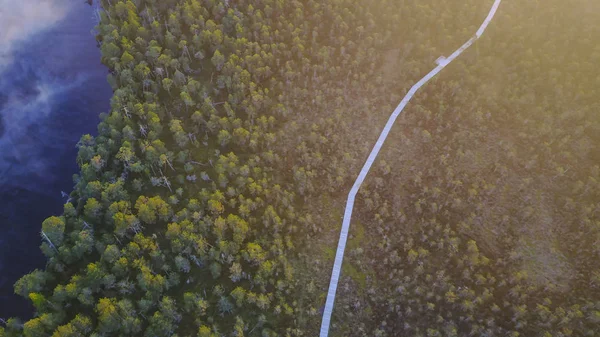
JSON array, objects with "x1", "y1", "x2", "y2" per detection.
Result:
[{"x1": 0, "y1": 2, "x2": 112, "y2": 319}]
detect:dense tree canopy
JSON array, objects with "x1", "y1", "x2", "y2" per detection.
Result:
[{"x1": 2, "y1": 0, "x2": 599, "y2": 336}]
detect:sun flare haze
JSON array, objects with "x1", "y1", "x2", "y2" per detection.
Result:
[{"x1": 0, "y1": 0, "x2": 599, "y2": 336}]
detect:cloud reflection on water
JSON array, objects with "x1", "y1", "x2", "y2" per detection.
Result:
[
  {"x1": 0, "y1": 0, "x2": 91, "y2": 191},
  {"x1": 0, "y1": 0, "x2": 112, "y2": 319},
  {"x1": 0, "y1": 0, "x2": 71, "y2": 72}
]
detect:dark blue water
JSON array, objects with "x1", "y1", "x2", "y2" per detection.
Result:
[{"x1": 0, "y1": 3, "x2": 112, "y2": 319}]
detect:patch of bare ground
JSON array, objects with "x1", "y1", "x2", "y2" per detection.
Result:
[{"x1": 515, "y1": 233, "x2": 574, "y2": 292}]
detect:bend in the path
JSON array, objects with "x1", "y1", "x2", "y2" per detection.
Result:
[{"x1": 319, "y1": 1, "x2": 503, "y2": 336}]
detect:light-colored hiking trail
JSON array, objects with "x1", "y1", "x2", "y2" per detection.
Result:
[{"x1": 319, "y1": 0, "x2": 503, "y2": 335}]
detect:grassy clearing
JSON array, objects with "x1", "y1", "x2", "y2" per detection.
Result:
[{"x1": 516, "y1": 235, "x2": 574, "y2": 291}]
